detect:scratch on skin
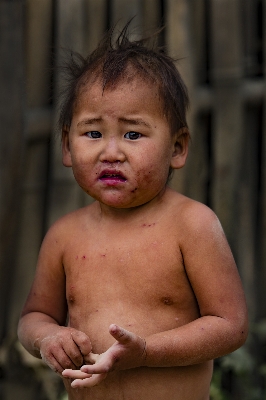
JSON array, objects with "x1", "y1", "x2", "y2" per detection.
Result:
[{"x1": 141, "y1": 223, "x2": 156, "y2": 228}]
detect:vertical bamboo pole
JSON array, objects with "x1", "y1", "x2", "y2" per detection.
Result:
[
  {"x1": 0, "y1": 1, "x2": 24, "y2": 342},
  {"x1": 111, "y1": 0, "x2": 142, "y2": 38},
  {"x1": 48, "y1": 0, "x2": 89, "y2": 227},
  {"x1": 209, "y1": 0, "x2": 243, "y2": 246},
  {"x1": 142, "y1": 0, "x2": 161, "y2": 32},
  {"x1": 165, "y1": 0, "x2": 195, "y2": 195},
  {"x1": 259, "y1": 0, "x2": 266, "y2": 318},
  {"x1": 210, "y1": 0, "x2": 257, "y2": 319},
  {"x1": 26, "y1": 0, "x2": 53, "y2": 108},
  {"x1": 182, "y1": 0, "x2": 211, "y2": 203},
  {"x1": 84, "y1": 0, "x2": 107, "y2": 53},
  {"x1": 237, "y1": 104, "x2": 260, "y2": 320},
  {"x1": 7, "y1": 0, "x2": 54, "y2": 338},
  {"x1": 0, "y1": 3, "x2": 26, "y2": 398},
  {"x1": 236, "y1": 0, "x2": 264, "y2": 323}
]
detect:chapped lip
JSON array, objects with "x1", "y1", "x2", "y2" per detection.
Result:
[{"x1": 98, "y1": 169, "x2": 127, "y2": 181}]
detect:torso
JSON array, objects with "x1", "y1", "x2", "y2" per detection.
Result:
[{"x1": 61, "y1": 188, "x2": 213, "y2": 399}]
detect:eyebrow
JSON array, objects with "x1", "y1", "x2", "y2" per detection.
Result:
[
  {"x1": 118, "y1": 117, "x2": 151, "y2": 128},
  {"x1": 77, "y1": 118, "x2": 102, "y2": 127},
  {"x1": 77, "y1": 117, "x2": 151, "y2": 128}
]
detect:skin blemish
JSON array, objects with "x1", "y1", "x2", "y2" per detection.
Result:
[
  {"x1": 69, "y1": 295, "x2": 75, "y2": 304},
  {"x1": 161, "y1": 297, "x2": 174, "y2": 306},
  {"x1": 131, "y1": 187, "x2": 138, "y2": 193},
  {"x1": 82, "y1": 255, "x2": 86, "y2": 259},
  {"x1": 101, "y1": 254, "x2": 106, "y2": 257},
  {"x1": 75, "y1": 256, "x2": 78, "y2": 260},
  {"x1": 142, "y1": 223, "x2": 156, "y2": 228}
]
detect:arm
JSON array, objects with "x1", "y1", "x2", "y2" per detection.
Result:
[
  {"x1": 17, "y1": 220, "x2": 92, "y2": 374},
  {"x1": 63, "y1": 204, "x2": 248, "y2": 387},
  {"x1": 143, "y1": 205, "x2": 248, "y2": 367}
]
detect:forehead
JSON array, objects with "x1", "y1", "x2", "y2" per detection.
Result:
[{"x1": 74, "y1": 74, "x2": 165, "y2": 118}]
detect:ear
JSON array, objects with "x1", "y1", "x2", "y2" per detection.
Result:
[
  {"x1": 170, "y1": 127, "x2": 189, "y2": 170},
  {"x1": 62, "y1": 126, "x2": 72, "y2": 167}
]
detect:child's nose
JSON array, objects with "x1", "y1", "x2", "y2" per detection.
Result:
[{"x1": 99, "y1": 137, "x2": 126, "y2": 163}]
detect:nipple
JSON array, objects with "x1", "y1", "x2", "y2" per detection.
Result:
[{"x1": 161, "y1": 297, "x2": 174, "y2": 306}]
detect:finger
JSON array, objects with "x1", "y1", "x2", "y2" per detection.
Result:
[
  {"x1": 40, "y1": 351, "x2": 65, "y2": 374},
  {"x1": 81, "y1": 352, "x2": 114, "y2": 374},
  {"x1": 62, "y1": 343, "x2": 84, "y2": 368},
  {"x1": 62, "y1": 369, "x2": 92, "y2": 379},
  {"x1": 56, "y1": 347, "x2": 80, "y2": 370},
  {"x1": 109, "y1": 324, "x2": 134, "y2": 344},
  {"x1": 70, "y1": 330, "x2": 92, "y2": 361},
  {"x1": 71, "y1": 373, "x2": 108, "y2": 388},
  {"x1": 84, "y1": 352, "x2": 100, "y2": 364}
]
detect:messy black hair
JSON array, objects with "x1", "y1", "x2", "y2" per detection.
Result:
[{"x1": 58, "y1": 20, "x2": 190, "y2": 136}]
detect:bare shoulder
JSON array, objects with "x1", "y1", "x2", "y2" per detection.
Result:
[
  {"x1": 177, "y1": 197, "x2": 228, "y2": 257},
  {"x1": 167, "y1": 189, "x2": 221, "y2": 237},
  {"x1": 44, "y1": 203, "x2": 96, "y2": 243},
  {"x1": 35, "y1": 203, "x2": 97, "y2": 268},
  {"x1": 165, "y1": 190, "x2": 232, "y2": 263},
  {"x1": 182, "y1": 198, "x2": 220, "y2": 231}
]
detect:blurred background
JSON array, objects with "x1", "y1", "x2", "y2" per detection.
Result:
[{"x1": 0, "y1": 0, "x2": 266, "y2": 399}]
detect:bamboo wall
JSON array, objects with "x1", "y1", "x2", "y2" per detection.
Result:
[{"x1": 0, "y1": 0, "x2": 265, "y2": 399}]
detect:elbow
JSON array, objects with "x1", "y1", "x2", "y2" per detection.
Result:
[
  {"x1": 230, "y1": 314, "x2": 249, "y2": 351},
  {"x1": 239, "y1": 320, "x2": 249, "y2": 347}
]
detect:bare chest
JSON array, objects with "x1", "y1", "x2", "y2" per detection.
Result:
[
  {"x1": 64, "y1": 227, "x2": 190, "y2": 300},
  {"x1": 63, "y1": 224, "x2": 199, "y2": 347}
]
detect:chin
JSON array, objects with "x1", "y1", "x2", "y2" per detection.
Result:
[
  {"x1": 84, "y1": 191, "x2": 129, "y2": 208},
  {"x1": 99, "y1": 194, "x2": 146, "y2": 209}
]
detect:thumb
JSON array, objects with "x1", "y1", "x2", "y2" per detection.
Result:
[{"x1": 109, "y1": 324, "x2": 134, "y2": 344}]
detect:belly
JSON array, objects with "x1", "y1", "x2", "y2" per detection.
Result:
[
  {"x1": 64, "y1": 261, "x2": 210, "y2": 399},
  {"x1": 65, "y1": 303, "x2": 212, "y2": 400},
  {"x1": 64, "y1": 362, "x2": 213, "y2": 400},
  {"x1": 67, "y1": 297, "x2": 200, "y2": 355}
]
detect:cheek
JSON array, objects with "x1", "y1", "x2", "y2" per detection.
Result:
[
  {"x1": 71, "y1": 159, "x2": 95, "y2": 188},
  {"x1": 135, "y1": 155, "x2": 169, "y2": 188}
]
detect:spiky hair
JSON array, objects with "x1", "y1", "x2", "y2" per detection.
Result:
[{"x1": 58, "y1": 20, "x2": 189, "y2": 135}]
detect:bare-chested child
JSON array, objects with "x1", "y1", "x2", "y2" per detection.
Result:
[{"x1": 18, "y1": 23, "x2": 248, "y2": 400}]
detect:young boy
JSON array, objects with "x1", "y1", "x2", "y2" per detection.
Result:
[{"x1": 18, "y1": 23, "x2": 248, "y2": 400}]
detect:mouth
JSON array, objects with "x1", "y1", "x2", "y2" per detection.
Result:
[{"x1": 99, "y1": 170, "x2": 127, "y2": 183}]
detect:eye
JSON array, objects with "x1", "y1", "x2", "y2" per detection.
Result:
[
  {"x1": 86, "y1": 131, "x2": 102, "y2": 139},
  {"x1": 124, "y1": 131, "x2": 142, "y2": 140}
]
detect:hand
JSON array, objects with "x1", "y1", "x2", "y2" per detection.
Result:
[
  {"x1": 38, "y1": 327, "x2": 92, "y2": 374},
  {"x1": 62, "y1": 324, "x2": 147, "y2": 388}
]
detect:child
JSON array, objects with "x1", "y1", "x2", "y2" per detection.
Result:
[{"x1": 18, "y1": 22, "x2": 248, "y2": 400}]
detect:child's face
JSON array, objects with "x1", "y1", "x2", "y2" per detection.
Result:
[{"x1": 62, "y1": 76, "x2": 186, "y2": 209}]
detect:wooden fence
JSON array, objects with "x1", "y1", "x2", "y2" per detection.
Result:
[{"x1": 0, "y1": 0, "x2": 266, "y2": 398}]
